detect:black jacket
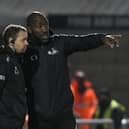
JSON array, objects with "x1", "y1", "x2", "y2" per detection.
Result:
[
  {"x1": 23, "y1": 33, "x2": 105, "y2": 119},
  {"x1": 0, "y1": 46, "x2": 27, "y2": 128}
]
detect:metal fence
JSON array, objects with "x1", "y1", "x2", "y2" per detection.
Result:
[
  {"x1": 76, "y1": 118, "x2": 129, "y2": 129},
  {"x1": 23, "y1": 118, "x2": 129, "y2": 129}
]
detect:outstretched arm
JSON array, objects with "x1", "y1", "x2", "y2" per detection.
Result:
[{"x1": 62, "y1": 33, "x2": 121, "y2": 55}]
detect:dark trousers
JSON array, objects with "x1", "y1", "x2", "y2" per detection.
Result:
[
  {"x1": 29, "y1": 110, "x2": 76, "y2": 129},
  {"x1": 27, "y1": 90, "x2": 37, "y2": 129},
  {"x1": 28, "y1": 110, "x2": 37, "y2": 129},
  {"x1": 0, "y1": 128, "x2": 20, "y2": 129}
]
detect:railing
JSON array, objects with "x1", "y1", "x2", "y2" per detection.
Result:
[
  {"x1": 23, "y1": 118, "x2": 129, "y2": 129},
  {"x1": 76, "y1": 118, "x2": 129, "y2": 129}
]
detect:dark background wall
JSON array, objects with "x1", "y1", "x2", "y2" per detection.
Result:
[
  {"x1": 54, "y1": 28, "x2": 129, "y2": 115},
  {"x1": 0, "y1": 0, "x2": 129, "y2": 115}
]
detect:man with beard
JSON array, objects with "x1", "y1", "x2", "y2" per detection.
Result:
[{"x1": 23, "y1": 11, "x2": 121, "y2": 129}]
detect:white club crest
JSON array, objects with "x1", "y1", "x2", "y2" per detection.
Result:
[
  {"x1": 14, "y1": 66, "x2": 19, "y2": 75},
  {"x1": 48, "y1": 48, "x2": 59, "y2": 55}
]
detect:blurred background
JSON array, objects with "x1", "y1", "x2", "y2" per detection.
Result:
[{"x1": 0, "y1": 0, "x2": 129, "y2": 128}]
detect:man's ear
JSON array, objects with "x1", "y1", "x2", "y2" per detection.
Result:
[
  {"x1": 8, "y1": 37, "x2": 14, "y2": 47},
  {"x1": 27, "y1": 26, "x2": 32, "y2": 33}
]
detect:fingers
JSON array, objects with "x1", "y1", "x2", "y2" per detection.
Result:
[
  {"x1": 106, "y1": 35, "x2": 122, "y2": 42},
  {"x1": 112, "y1": 35, "x2": 122, "y2": 48},
  {"x1": 104, "y1": 34, "x2": 122, "y2": 48},
  {"x1": 110, "y1": 34, "x2": 122, "y2": 39},
  {"x1": 106, "y1": 34, "x2": 122, "y2": 39},
  {"x1": 110, "y1": 35, "x2": 122, "y2": 45}
]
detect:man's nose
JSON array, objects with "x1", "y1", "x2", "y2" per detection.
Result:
[
  {"x1": 25, "y1": 41, "x2": 29, "y2": 46},
  {"x1": 41, "y1": 25, "x2": 48, "y2": 32}
]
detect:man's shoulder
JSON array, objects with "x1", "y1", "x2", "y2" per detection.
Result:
[
  {"x1": 50, "y1": 34, "x2": 70, "y2": 45},
  {"x1": 0, "y1": 53, "x2": 12, "y2": 66},
  {"x1": 50, "y1": 34, "x2": 70, "y2": 39},
  {"x1": 0, "y1": 54, "x2": 11, "y2": 76},
  {"x1": 0, "y1": 50, "x2": 8, "y2": 61},
  {"x1": 0, "y1": 48, "x2": 13, "y2": 63}
]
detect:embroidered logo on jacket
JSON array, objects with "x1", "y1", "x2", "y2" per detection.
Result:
[
  {"x1": 0, "y1": 75, "x2": 5, "y2": 81},
  {"x1": 14, "y1": 66, "x2": 20, "y2": 75},
  {"x1": 48, "y1": 48, "x2": 59, "y2": 55}
]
